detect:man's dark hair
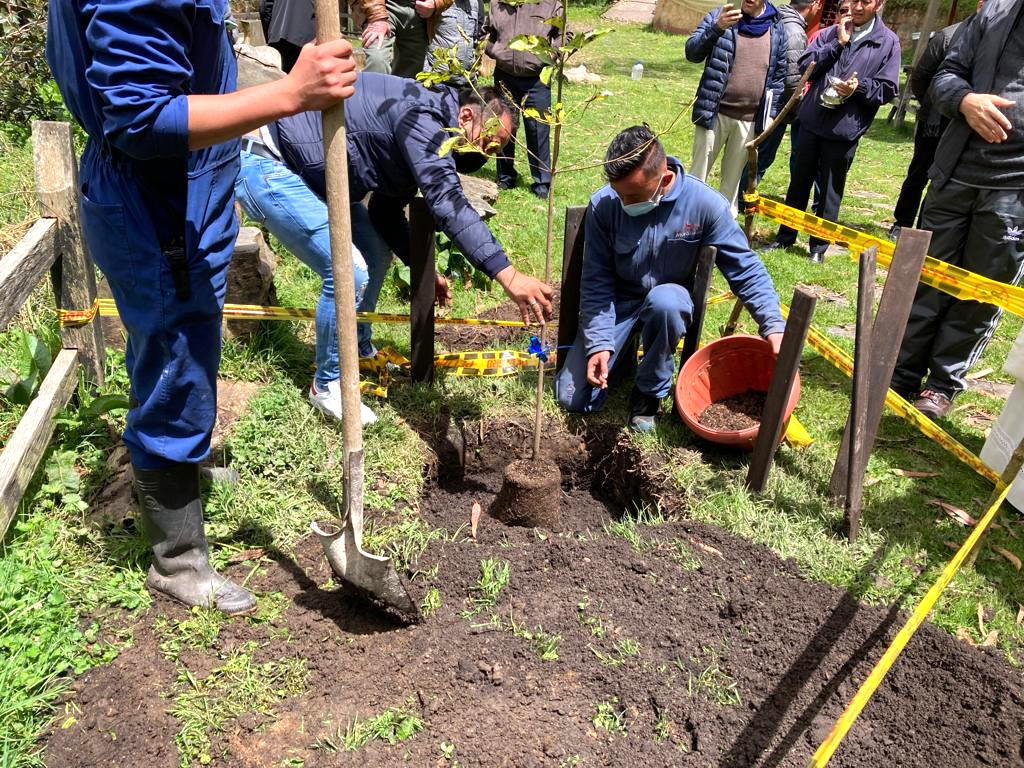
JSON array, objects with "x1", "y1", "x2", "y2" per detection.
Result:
[
  {"x1": 789, "y1": 0, "x2": 815, "y2": 9},
  {"x1": 458, "y1": 86, "x2": 520, "y2": 137},
  {"x1": 603, "y1": 125, "x2": 666, "y2": 182}
]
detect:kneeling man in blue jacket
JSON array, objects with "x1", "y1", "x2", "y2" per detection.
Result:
[{"x1": 555, "y1": 125, "x2": 786, "y2": 431}]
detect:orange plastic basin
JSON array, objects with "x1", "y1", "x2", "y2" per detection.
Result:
[{"x1": 674, "y1": 334, "x2": 800, "y2": 450}]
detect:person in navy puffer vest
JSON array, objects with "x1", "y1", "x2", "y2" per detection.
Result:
[{"x1": 685, "y1": 0, "x2": 788, "y2": 217}]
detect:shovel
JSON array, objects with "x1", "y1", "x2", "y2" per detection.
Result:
[{"x1": 307, "y1": 0, "x2": 418, "y2": 620}]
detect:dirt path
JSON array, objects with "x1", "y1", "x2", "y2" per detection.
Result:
[{"x1": 45, "y1": 421, "x2": 1024, "y2": 767}]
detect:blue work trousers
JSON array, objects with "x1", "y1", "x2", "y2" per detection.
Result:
[
  {"x1": 555, "y1": 283, "x2": 693, "y2": 412},
  {"x1": 234, "y1": 150, "x2": 377, "y2": 388}
]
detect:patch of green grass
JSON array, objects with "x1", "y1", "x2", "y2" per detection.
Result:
[
  {"x1": 461, "y1": 558, "x2": 511, "y2": 617},
  {"x1": 668, "y1": 539, "x2": 702, "y2": 571},
  {"x1": 576, "y1": 594, "x2": 607, "y2": 638},
  {"x1": 421, "y1": 586, "x2": 442, "y2": 618},
  {"x1": 170, "y1": 646, "x2": 308, "y2": 767},
  {"x1": 154, "y1": 607, "x2": 225, "y2": 661},
  {"x1": 591, "y1": 698, "x2": 627, "y2": 735},
  {"x1": 338, "y1": 702, "x2": 424, "y2": 752},
  {"x1": 653, "y1": 710, "x2": 672, "y2": 744},
  {"x1": 681, "y1": 646, "x2": 741, "y2": 708},
  {"x1": 363, "y1": 513, "x2": 445, "y2": 573},
  {"x1": 589, "y1": 637, "x2": 641, "y2": 668},
  {"x1": 509, "y1": 615, "x2": 561, "y2": 661}
]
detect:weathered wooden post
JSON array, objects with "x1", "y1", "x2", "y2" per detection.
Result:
[{"x1": 31, "y1": 120, "x2": 105, "y2": 387}]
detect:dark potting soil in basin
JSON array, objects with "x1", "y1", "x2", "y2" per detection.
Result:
[
  {"x1": 699, "y1": 389, "x2": 767, "y2": 431},
  {"x1": 44, "y1": 420, "x2": 1024, "y2": 768}
]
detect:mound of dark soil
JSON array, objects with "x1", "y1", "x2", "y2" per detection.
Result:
[
  {"x1": 699, "y1": 389, "x2": 767, "y2": 431},
  {"x1": 44, "y1": 421, "x2": 1024, "y2": 768}
]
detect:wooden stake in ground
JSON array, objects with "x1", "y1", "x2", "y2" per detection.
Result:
[
  {"x1": 746, "y1": 287, "x2": 817, "y2": 493},
  {"x1": 829, "y1": 228, "x2": 930, "y2": 502},
  {"x1": 845, "y1": 247, "x2": 876, "y2": 542}
]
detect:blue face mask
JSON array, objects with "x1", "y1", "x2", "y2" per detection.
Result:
[{"x1": 620, "y1": 178, "x2": 665, "y2": 217}]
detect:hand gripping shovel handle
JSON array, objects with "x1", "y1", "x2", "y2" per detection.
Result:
[{"x1": 309, "y1": 1, "x2": 418, "y2": 619}]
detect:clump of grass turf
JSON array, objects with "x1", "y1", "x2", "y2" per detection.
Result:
[
  {"x1": 508, "y1": 616, "x2": 561, "y2": 661},
  {"x1": 603, "y1": 506, "x2": 666, "y2": 554},
  {"x1": 170, "y1": 645, "x2": 309, "y2": 766},
  {"x1": 340, "y1": 701, "x2": 424, "y2": 751},
  {"x1": 461, "y1": 558, "x2": 510, "y2": 617},
  {"x1": 577, "y1": 594, "x2": 608, "y2": 638},
  {"x1": 680, "y1": 646, "x2": 741, "y2": 708},
  {"x1": 421, "y1": 586, "x2": 442, "y2": 618},
  {"x1": 589, "y1": 637, "x2": 642, "y2": 668},
  {"x1": 592, "y1": 698, "x2": 627, "y2": 735},
  {"x1": 154, "y1": 606, "x2": 224, "y2": 661}
]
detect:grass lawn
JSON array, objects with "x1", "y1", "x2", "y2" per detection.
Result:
[{"x1": 2, "y1": 7, "x2": 1023, "y2": 765}]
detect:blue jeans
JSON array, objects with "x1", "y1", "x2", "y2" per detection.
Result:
[
  {"x1": 352, "y1": 202, "x2": 394, "y2": 359},
  {"x1": 235, "y1": 150, "x2": 372, "y2": 388},
  {"x1": 555, "y1": 283, "x2": 693, "y2": 412}
]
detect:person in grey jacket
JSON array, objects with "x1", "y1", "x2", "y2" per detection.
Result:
[
  {"x1": 889, "y1": 0, "x2": 983, "y2": 236},
  {"x1": 484, "y1": 0, "x2": 564, "y2": 199},
  {"x1": 739, "y1": 0, "x2": 821, "y2": 198},
  {"x1": 891, "y1": 0, "x2": 1024, "y2": 420},
  {"x1": 426, "y1": 0, "x2": 485, "y2": 85}
]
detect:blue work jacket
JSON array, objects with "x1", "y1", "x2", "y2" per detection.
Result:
[
  {"x1": 272, "y1": 73, "x2": 512, "y2": 279},
  {"x1": 47, "y1": 0, "x2": 240, "y2": 255},
  {"x1": 684, "y1": 8, "x2": 788, "y2": 133},
  {"x1": 579, "y1": 158, "x2": 785, "y2": 358}
]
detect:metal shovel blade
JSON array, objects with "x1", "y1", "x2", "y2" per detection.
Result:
[
  {"x1": 309, "y1": 449, "x2": 418, "y2": 619},
  {"x1": 310, "y1": 520, "x2": 419, "y2": 618}
]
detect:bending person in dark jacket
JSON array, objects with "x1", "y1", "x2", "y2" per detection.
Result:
[
  {"x1": 685, "y1": 0, "x2": 787, "y2": 216},
  {"x1": 555, "y1": 126, "x2": 785, "y2": 432},
  {"x1": 891, "y1": 0, "x2": 1024, "y2": 420},
  {"x1": 268, "y1": 73, "x2": 553, "y2": 359},
  {"x1": 484, "y1": 0, "x2": 564, "y2": 199},
  {"x1": 889, "y1": 0, "x2": 983, "y2": 237},
  {"x1": 767, "y1": 0, "x2": 899, "y2": 262}
]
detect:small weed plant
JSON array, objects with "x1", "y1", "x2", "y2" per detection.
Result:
[
  {"x1": 592, "y1": 698, "x2": 627, "y2": 735},
  {"x1": 462, "y1": 558, "x2": 510, "y2": 617}
]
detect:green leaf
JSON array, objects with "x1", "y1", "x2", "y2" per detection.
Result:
[
  {"x1": 437, "y1": 135, "x2": 462, "y2": 158},
  {"x1": 509, "y1": 35, "x2": 549, "y2": 54},
  {"x1": 540, "y1": 66, "x2": 553, "y2": 86},
  {"x1": 25, "y1": 332, "x2": 52, "y2": 379},
  {"x1": 543, "y1": 15, "x2": 565, "y2": 29},
  {"x1": 522, "y1": 107, "x2": 542, "y2": 120},
  {"x1": 83, "y1": 394, "x2": 130, "y2": 420}
]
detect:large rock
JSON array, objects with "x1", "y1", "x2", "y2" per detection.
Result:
[{"x1": 226, "y1": 226, "x2": 278, "y2": 339}]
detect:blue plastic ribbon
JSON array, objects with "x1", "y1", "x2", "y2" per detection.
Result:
[{"x1": 528, "y1": 335, "x2": 550, "y2": 364}]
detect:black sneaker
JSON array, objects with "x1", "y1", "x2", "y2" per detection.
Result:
[
  {"x1": 765, "y1": 238, "x2": 795, "y2": 251},
  {"x1": 809, "y1": 245, "x2": 827, "y2": 264},
  {"x1": 531, "y1": 184, "x2": 550, "y2": 200},
  {"x1": 628, "y1": 388, "x2": 661, "y2": 432},
  {"x1": 497, "y1": 177, "x2": 518, "y2": 191}
]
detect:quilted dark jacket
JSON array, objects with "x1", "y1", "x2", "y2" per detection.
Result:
[{"x1": 684, "y1": 7, "x2": 788, "y2": 133}]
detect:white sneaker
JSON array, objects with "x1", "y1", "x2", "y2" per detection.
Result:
[{"x1": 308, "y1": 380, "x2": 377, "y2": 425}]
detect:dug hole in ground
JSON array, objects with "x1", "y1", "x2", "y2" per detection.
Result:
[{"x1": 45, "y1": 410, "x2": 1024, "y2": 767}]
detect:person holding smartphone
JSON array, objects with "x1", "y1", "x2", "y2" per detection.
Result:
[
  {"x1": 766, "y1": 0, "x2": 899, "y2": 262},
  {"x1": 685, "y1": 0, "x2": 788, "y2": 216}
]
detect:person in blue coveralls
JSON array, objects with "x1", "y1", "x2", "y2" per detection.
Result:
[
  {"x1": 46, "y1": 0, "x2": 357, "y2": 614},
  {"x1": 555, "y1": 125, "x2": 786, "y2": 432}
]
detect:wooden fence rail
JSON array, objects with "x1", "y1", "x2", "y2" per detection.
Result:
[{"x1": 0, "y1": 120, "x2": 105, "y2": 538}]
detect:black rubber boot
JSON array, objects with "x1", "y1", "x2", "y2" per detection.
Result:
[{"x1": 134, "y1": 463, "x2": 256, "y2": 615}]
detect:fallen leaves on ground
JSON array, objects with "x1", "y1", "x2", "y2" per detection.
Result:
[
  {"x1": 928, "y1": 499, "x2": 977, "y2": 527},
  {"x1": 966, "y1": 367, "x2": 995, "y2": 381},
  {"x1": 470, "y1": 501, "x2": 481, "y2": 540},
  {"x1": 892, "y1": 469, "x2": 940, "y2": 479},
  {"x1": 993, "y1": 546, "x2": 1022, "y2": 571},
  {"x1": 689, "y1": 538, "x2": 723, "y2": 557},
  {"x1": 227, "y1": 548, "x2": 265, "y2": 564}
]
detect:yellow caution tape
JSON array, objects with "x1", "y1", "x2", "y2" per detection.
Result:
[
  {"x1": 59, "y1": 298, "x2": 535, "y2": 329},
  {"x1": 808, "y1": 477, "x2": 1011, "y2": 767},
  {"x1": 780, "y1": 303, "x2": 1001, "y2": 485},
  {"x1": 784, "y1": 414, "x2": 814, "y2": 448},
  {"x1": 755, "y1": 197, "x2": 1024, "y2": 319}
]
